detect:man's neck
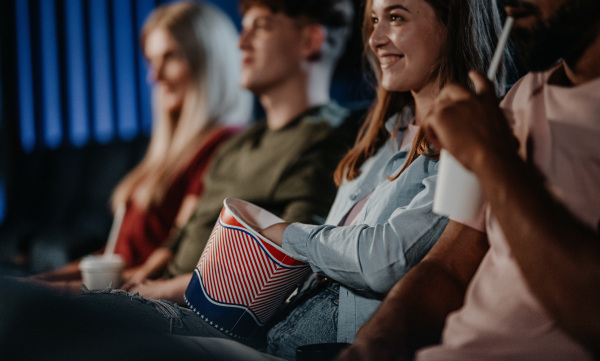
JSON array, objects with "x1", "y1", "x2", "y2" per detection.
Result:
[
  {"x1": 563, "y1": 30, "x2": 600, "y2": 86},
  {"x1": 259, "y1": 74, "x2": 331, "y2": 130}
]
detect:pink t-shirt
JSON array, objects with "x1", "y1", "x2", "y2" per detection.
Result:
[{"x1": 417, "y1": 64, "x2": 600, "y2": 360}]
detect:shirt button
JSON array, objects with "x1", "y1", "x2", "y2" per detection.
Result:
[{"x1": 350, "y1": 194, "x2": 357, "y2": 200}]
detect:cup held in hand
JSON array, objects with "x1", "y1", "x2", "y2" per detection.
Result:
[
  {"x1": 433, "y1": 149, "x2": 484, "y2": 221},
  {"x1": 184, "y1": 198, "x2": 312, "y2": 340},
  {"x1": 79, "y1": 254, "x2": 124, "y2": 290}
]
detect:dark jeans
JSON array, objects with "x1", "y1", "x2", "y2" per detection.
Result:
[
  {"x1": 0, "y1": 277, "x2": 217, "y2": 361},
  {"x1": 266, "y1": 283, "x2": 340, "y2": 361}
]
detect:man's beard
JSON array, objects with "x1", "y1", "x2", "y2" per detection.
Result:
[{"x1": 501, "y1": 0, "x2": 600, "y2": 71}]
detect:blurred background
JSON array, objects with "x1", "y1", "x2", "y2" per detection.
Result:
[{"x1": 0, "y1": 0, "x2": 373, "y2": 275}]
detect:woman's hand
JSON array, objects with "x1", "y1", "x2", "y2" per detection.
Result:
[{"x1": 259, "y1": 222, "x2": 291, "y2": 247}]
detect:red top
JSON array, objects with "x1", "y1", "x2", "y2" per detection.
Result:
[{"x1": 113, "y1": 126, "x2": 240, "y2": 267}]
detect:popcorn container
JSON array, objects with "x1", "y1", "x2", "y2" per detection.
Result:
[{"x1": 184, "y1": 198, "x2": 312, "y2": 340}]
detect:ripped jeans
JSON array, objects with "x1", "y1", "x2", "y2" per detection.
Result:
[
  {"x1": 266, "y1": 283, "x2": 339, "y2": 361},
  {"x1": 74, "y1": 287, "x2": 228, "y2": 339}
]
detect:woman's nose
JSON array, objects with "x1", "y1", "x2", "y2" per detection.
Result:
[
  {"x1": 369, "y1": 23, "x2": 388, "y2": 50},
  {"x1": 151, "y1": 61, "x2": 165, "y2": 82}
]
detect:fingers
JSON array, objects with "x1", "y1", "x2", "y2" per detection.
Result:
[
  {"x1": 422, "y1": 94, "x2": 465, "y2": 151},
  {"x1": 469, "y1": 71, "x2": 498, "y2": 103},
  {"x1": 438, "y1": 71, "x2": 495, "y2": 103},
  {"x1": 122, "y1": 277, "x2": 143, "y2": 291},
  {"x1": 422, "y1": 115, "x2": 441, "y2": 151}
]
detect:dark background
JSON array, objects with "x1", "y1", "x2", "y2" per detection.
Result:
[{"x1": 0, "y1": 0, "x2": 372, "y2": 274}]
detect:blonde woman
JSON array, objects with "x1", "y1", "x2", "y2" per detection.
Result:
[{"x1": 33, "y1": 1, "x2": 252, "y2": 284}]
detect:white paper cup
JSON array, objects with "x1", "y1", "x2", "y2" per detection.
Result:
[
  {"x1": 185, "y1": 198, "x2": 312, "y2": 340},
  {"x1": 433, "y1": 149, "x2": 484, "y2": 221},
  {"x1": 79, "y1": 254, "x2": 124, "y2": 290}
]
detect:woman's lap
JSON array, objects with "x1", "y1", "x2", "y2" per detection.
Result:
[{"x1": 266, "y1": 283, "x2": 339, "y2": 360}]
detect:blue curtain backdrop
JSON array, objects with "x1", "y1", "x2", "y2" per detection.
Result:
[
  {"x1": 0, "y1": 0, "x2": 243, "y2": 225},
  {"x1": 0, "y1": 0, "x2": 368, "y2": 226},
  {"x1": 14, "y1": 0, "x2": 242, "y2": 153},
  {"x1": 0, "y1": 43, "x2": 4, "y2": 224}
]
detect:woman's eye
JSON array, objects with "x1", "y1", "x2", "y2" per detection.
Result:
[
  {"x1": 371, "y1": 17, "x2": 379, "y2": 24},
  {"x1": 390, "y1": 14, "x2": 402, "y2": 21}
]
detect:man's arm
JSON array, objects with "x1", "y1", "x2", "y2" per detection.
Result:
[
  {"x1": 337, "y1": 221, "x2": 488, "y2": 361},
  {"x1": 424, "y1": 71, "x2": 600, "y2": 354},
  {"x1": 477, "y1": 139, "x2": 600, "y2": 354}
]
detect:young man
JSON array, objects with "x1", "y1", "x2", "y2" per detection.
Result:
[
  {"x1": 338, "y1": 0, "x2": 600, "y2": 360},
  {"x1": 119, "y1": 0, "x2": 355, "y2": 301}
]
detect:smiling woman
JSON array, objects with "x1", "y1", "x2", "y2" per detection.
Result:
[
  {"x1": 144, "y1": 28, "x2": 193, "y2": 115},
  {"x1": 368, "y1": 0, "x2": 446, "y2": 94}
]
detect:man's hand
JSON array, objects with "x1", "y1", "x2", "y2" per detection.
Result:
[
  {"x1": 127, "y1": 279, "x2": 172, "y2": 299},
  {"x1": 126, "y1": 273, "x2": 192, "y2": 304},
  {"x1": 121, "y1": 266, "x2": 152, "y2": 289},
  {"x1": 121, "y1": 248, "x2": 174, "y2": 289},
  {"x1": 423, "y1": 71, "x2": 518, "y2": 172}
]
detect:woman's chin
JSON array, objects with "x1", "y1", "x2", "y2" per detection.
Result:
[{"x1": 163, "y1": 98, "x2": 184, "y2": 114}]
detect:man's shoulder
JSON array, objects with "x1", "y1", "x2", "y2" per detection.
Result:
[
  {"x1": 299, "y1": 102, "x2": 351, "y2": 129},
  {"x1": 502, "y1": 70, "x2": 546, "y2": 105},
  {"x1": 294, "y1": 101, "x2": 364, "y2": 145}
]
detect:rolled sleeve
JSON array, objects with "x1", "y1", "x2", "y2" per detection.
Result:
[{"x1": 283, "y1": 169, "x2": 448, "y2": 294}]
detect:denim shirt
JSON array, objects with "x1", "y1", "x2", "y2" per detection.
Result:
[{"x1": 282, "y1": 110, "x2": 449, "y2": 342}]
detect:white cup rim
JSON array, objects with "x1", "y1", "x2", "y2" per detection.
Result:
[{"x1": 79, "y1": 254, "x2": 125, "y2": 271}]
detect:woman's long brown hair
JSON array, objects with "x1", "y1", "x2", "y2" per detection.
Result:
[{"x1": 334, "y1": 0, "x2": 512, "y2": 185}]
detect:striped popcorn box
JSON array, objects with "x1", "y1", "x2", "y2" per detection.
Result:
[{"x1": 184, "y1": 198, "x2": 312, "y2": 340}]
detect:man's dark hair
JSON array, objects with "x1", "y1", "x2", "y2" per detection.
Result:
[
  {"x1": 240, "y1": 0, "x2": 353, "y2": 29},
  {"x1": 240, "y1": 0, "x2": 354, "y2": 65}
]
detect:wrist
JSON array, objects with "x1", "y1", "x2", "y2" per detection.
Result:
[{"x1": 470, "y1": 141, "x2": 520, "y2": 180}]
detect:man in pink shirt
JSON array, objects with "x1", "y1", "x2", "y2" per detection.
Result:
[{"x1": 337, "y1": 0, "x2": 600, "y2": 360}]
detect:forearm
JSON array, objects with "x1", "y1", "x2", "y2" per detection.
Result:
[
  {"x1": 136, "y1": 248, "x2": 173, "y2": 279},
  {"x1": 174, "y1": 195, "x2": 200, "y2": 228},
  {"x1": 475, "y1": 148, "x2": 600, "y2": 349},
  {"x1": 30, "y1": 259, "x2": 82, "y2": 281},
  {"x1": 371, "y1": 261, "x2": 468, "y2": 358},
  {"x1": 283, "y1": 213, "x2": 447, "y2": 293},
  {"x1": 162, "y1": 273, "x2": 192, "y2": 304},
  {"x1": 337, "y1": 221, "x2": 488, "y2": 361}
]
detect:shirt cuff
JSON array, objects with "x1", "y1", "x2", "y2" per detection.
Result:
[{"x1": 281, "y1": 222, "x2": 320, "y2": 263}]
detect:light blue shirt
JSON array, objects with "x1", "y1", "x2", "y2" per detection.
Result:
[{"x1": 282, "y1": 110, "x2": 449, "y2": 342}]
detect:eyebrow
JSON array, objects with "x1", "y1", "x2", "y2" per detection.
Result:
[
  {"x1": 242, "y1": 15, "x2": 274, "y2": 28},
  {"x1": 384, "y1": 4, "x2": 410, "y2": 13}
]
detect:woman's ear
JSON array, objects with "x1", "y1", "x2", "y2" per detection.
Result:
[{"x1": 301, "y1": 24, "x2": 327, "y2": 61}]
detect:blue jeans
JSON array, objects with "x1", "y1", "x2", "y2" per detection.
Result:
[
  {"x1": 266, "y1": 283, "x2": 339, "y2": 361},
  {"x1": 75, "y1": 287, "x2": 229, "y2": 339}
]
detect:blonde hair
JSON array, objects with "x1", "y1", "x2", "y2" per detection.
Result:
[{"x1": 111, "y1": 1, "x2": 252, "y2": 211}]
